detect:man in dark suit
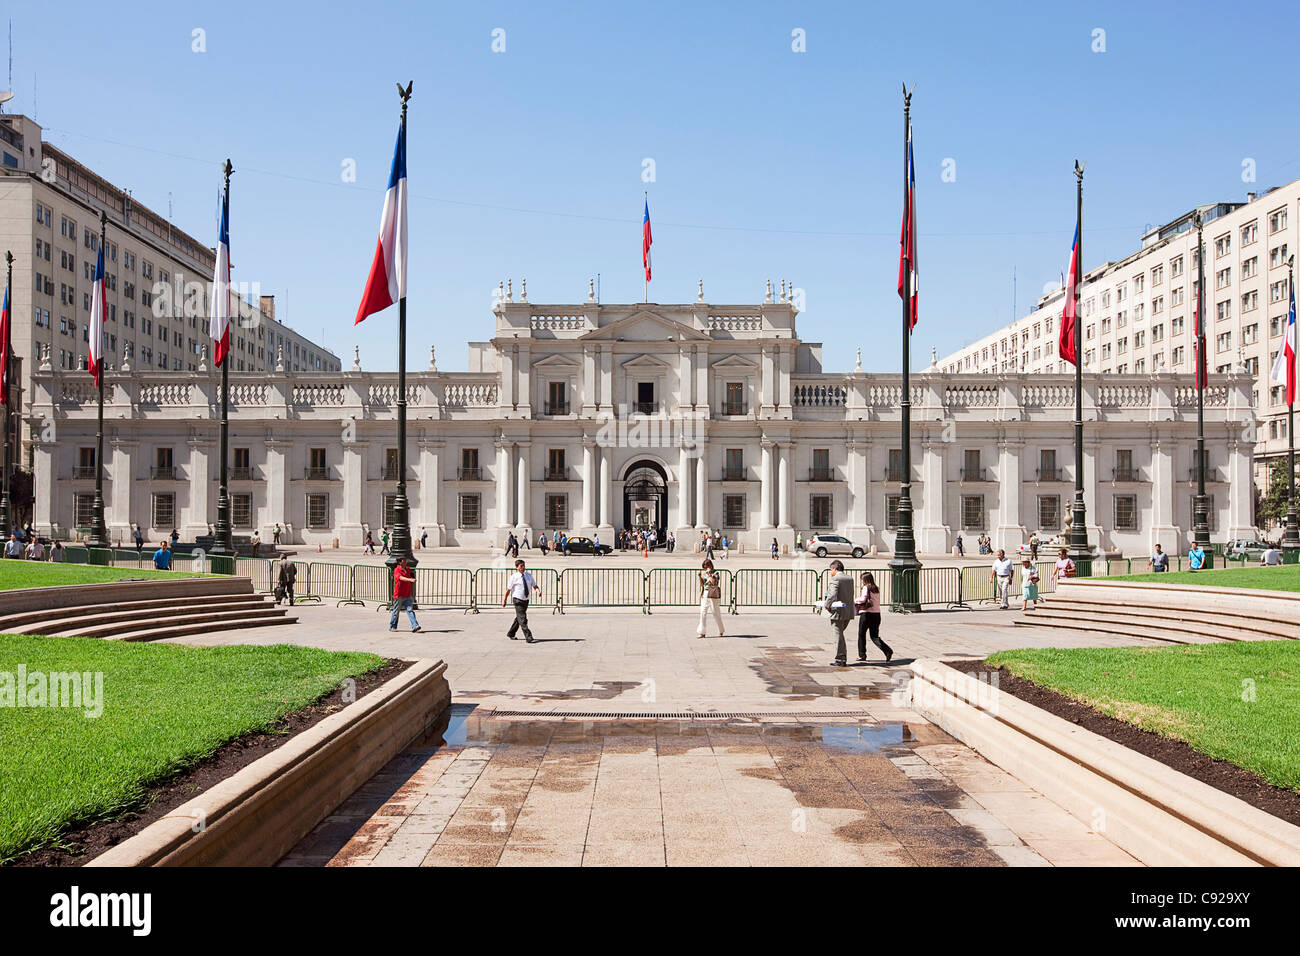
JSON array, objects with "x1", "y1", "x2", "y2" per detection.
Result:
[{"x1": 822, "y1": 559, "x2": 856, "y2": 666}]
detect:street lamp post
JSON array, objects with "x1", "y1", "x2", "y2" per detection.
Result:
[
  {"x1": 210, "y1": 159, "x2": 235, "y2": 561},
  {"x1": 1193, "y1": 212, "x2": 1211, "y2": 552},
  {"x1": 1279, "y1": 257, "x2": 1300, "y2": 548},
  {"x1": 86, "y1": 211, "x2": 110, "y2": 550},
  {"x1": 1067, "y1": 161, "x2": 1093, "y2": 575},
  {"x1": 386, "y1": 82, "x2": 416, "y2": 574},
  {"x1": 888, "y1": 84, "x2": 921, "y2": 611},
  {"x1": 0, "y1": 251, "x2": 12, "y2": 539}
]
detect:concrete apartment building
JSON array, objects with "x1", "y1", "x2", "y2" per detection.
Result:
[
  {"x1": 935, "y1": 180, "x2": 1300, "y2": 495},
  {"x1": 0, "y1": 112, "x2": 340, "y2": 463},
  {"x1": 29, "y1": 291, "x2": 1253, "y2": 554}
]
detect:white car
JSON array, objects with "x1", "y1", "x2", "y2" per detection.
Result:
[{"x1": 806, "y1": 534, "x2": 866, "y2": 559}]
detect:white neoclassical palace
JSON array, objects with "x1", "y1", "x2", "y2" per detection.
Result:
[{"x1": 27, "y1": 288, "x2": 1257, "y2": 554}]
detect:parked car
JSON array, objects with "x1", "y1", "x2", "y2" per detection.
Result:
[
  {"x1": 1226, "y1": 539, "x2": 1270, "y2": 559},
  {"x1": 562, "y1": 535, "x2": 613, "y2": 556},
  {"x1": 806, "y1": 534, "x2": 865, "y2": 559}
]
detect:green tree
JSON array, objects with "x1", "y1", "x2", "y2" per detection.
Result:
[{"x1": 1258, "y1": 458, "x2": 1298, "y2": 530}]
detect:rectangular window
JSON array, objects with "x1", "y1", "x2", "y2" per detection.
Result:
[
  {"x1": 384, "y1": 447, "x2": 400, "y2": 480},
  {"x1": 1038, "y1": 449, "x2": 1058, "y2": 481},
  {"x1": 546, "y1": 380, "x2": 568, "y2": 415},
  {"x1": 723, "y1": 494, "x2": 746, "y2": 528},
  {"x1": 810, "y1": 494, "x2": 832, "y2": 529},
  {"x1": 1115, "y1": 449, "x2": 1134, "y2": 481},
  {"x1": 152, "y1": 493, "x2": 176, "y2": 529},
  {"x1": 231, "y1": 494, "x2": 252, "y2": 528},
  {"x1": 1114, "y1": 494, "x2": 1138, "y2": 531},
  {"x1": 306, "y1": 493, "x2": 329, "y2": 529},
  {"x1": 547, "y1": 448, "x2": 566, "y2": 480},
  {"x1": 460, "y1": 447, "x2": 479, "y2": 479},
  {"x1": 545, "y1": 493, "x2": 568, "y2": 529},
  {"x1": 886, "y1": 448, "x2": 905, "y2": 481},
  {"x1": 233, "y1": 447, "x2": 251, "y2": 479},
  {"x1": 962, "y1": 449, "x2": 982, "y2": 481},
  {"x1": 811, "y1": 448, "x2": 831, "y2": 480},
  {"x1": 458, "y1": 494, "x2": 481, "y2": 529},
  {"x1": 308, "y1": 447, "x2": 327, "y2": 479},
  {"x1": 382, "y1": 493, "x2": 398, "y2": 529},
  {"x1": 960, "y1": 495, "x2": 985, "y2": 531},
  {"x1": 1038, "y1": 495, "x2": 1061, "y2": 531},
  {"x1": 723, "y1": 448, "x2": 744, "y2": 480},
  {"x1": 724, "y1": 381, "x2": 745, "y2": 415},
  {"x1": 885, "y1": 494, "x2": 901, "y2": 530}
]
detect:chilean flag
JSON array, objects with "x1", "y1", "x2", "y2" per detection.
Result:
[
  {"x1": 642, "y1": 198, "x2": 653, "y2": 282},
  {"x1": 1058, "y1": 222, "x2": 1080, "y2": 365},
  {"x1": 1271, "y1": 281, "x2": 1297, "y2": 405},
  {"x1": 0, "y1": 279, "x2": 10, "y2": 405},
  {"x1": 897, "y1": 122, "x2": 918, "y2": 331},
  {"x1": 89, "y1": 244, "x2": 107, "y2": 388},
  {"x1": 209, "y1": 183, "x2": 232, "y2": 366},
  {"x1": 355, "y1": 121, "x2": 408, "y2": 324}
]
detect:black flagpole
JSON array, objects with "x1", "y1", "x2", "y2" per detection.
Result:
[
  {"x1": 1274, "y1": 254, "x2": 1294, "y2": 554},
  {"x1": 0, "y1": 251, "x2": 11, "y2": 539},
  {"x1": 211, "y1": 159, "x2": 235, "y2": 562},
  {"x1": 388, "y1": 81, "x2": 416, "y2": 572},
  {"x1": 87, "y1": 211, "x2": 110, "y2": 551},
  {"x1": 1193, "y1": 211, "x2": 1210, "y2": 553},
  {"x1": 1067, "y1": 161, "x2": 1092, "y2": 575},
  {"x1": 889, "y1": 84, "x2": 921, "y2": 611}
]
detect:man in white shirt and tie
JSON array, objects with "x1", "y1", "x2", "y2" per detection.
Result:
[
  {"x1": 502, "y1": 559, "x2": 541, "y2": 643},
  {"x1": 990, "y1": 549, "x2": 1014, "y2": 609}
]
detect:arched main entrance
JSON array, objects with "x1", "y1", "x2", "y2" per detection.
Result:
[{"x1": 622, "y1": 460, "x2": 668, "y2": 539}]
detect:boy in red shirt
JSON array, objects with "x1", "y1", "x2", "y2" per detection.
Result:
[{"x1": 389, "y1": 558, "x2": 421, "y2": 632}]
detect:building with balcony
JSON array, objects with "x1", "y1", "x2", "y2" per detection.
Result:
[{"x1": 28, "y1": 290, "x2": 1255, "y2": 554}]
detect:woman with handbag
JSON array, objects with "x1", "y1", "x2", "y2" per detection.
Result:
[{"x1": 697, "y1": 558, "x2": 725, "y2": 638}]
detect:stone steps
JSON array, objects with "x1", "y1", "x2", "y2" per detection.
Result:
[
  {"x1": 0, "y1": 594, "x2": 276, "y2": 634},
  {"x1": 1025, "y1": 599, "x2": 1300, "y2": 643},
  {"x1": 42, "y1": 604, "x2": 294, "y2": 640}
]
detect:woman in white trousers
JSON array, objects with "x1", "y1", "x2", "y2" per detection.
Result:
[{"x1": 697, "y1": 558, "x2": 725, "y2": 638}]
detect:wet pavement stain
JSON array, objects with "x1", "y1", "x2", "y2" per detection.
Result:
[{"x1": 283, "y1": 705, "x2": 1018, "y2": 868}]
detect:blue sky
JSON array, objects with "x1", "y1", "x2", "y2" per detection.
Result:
[{"x1": 16, "y1": 1, "x2": 1300, "y2": 371}]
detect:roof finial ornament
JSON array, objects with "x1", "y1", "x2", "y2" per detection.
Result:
[
  {"x1": 275, "y1": 344, "x2": 284, "y2": 372},
  {"x1": 697, "y1": 278, "x2": 704, "y2": 302},
  {"x1": 352, "y1": 345, "x2": 361, "y2": 372},
  {"x1": 588, "y1": 277, "x2": 595, "y2": 302},
  {"x1": 520, "y1": 278, "x2": 527, "y2": 302},
  {"x1": 429, "y1": 344, "x2": 438, "y2": 370},
  {"x1": 507, "y1": 278, "x2": 513, "y2": 302},
  {"x1": 198, "y1": 344, "x2": 209, "y2": 372},
  {"x1": 780, "y1": 279, "x2": 787, "y2": 302},
  {"x1": 764, "y1": 279, "x2": 773, "y2": 304},
  {"x1": 855, "y1": 347, "x2": 862, "y2": 372}
]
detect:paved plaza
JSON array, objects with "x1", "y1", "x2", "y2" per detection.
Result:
[{"x1": 169, "y1": 593, "x2": 1162, "y2": 867}]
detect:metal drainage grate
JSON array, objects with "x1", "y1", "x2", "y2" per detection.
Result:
[{"x1": 483, "y1": 709, "x2": 875, "y2": 720}]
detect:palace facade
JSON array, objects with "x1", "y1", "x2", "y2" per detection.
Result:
[{"x1": 28, "y1": 290, "x2": 1255, "y2": 554}]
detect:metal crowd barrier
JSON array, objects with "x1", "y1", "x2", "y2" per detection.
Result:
[
  {"x1": 472, "y1": 567, "x2": 559, "y2": 614},
  {"x1": 733, "y1": 567, "x2": 822, "y2": 613},
  {"x1": 558, "y1": 567, "x2": 646, "y2": 613},
  {"x1": 646, "y1": 567, "x2": 736, "y2": 614},
  {"x1": 236, "y1": 557, "x2": 275, "y2": 593}
]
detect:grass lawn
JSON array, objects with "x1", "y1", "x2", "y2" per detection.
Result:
[
  {"x1": 0, "y1": 635, "x2": 384, "y2": 862},
  {"x1": 1116, "y1": 565, "x2": 1300, "y2": 591},
  {"x1": 0, "y1": 562, "x2": 203, "y2": 591},
  {"x1": 986, "y1": 642, "x2": 1300, "y2": 792}
]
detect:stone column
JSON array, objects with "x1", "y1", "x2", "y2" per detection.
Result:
[
  {"x1": 759, "y1": 439, "x2": 774, "y2": 533},
  {"x1": 1148, "y1": 434, "x2": 1178, "y2": 550},
  {"x1": 916, "y1": 436, "x2": 950, "y2": 554},
  {"x1": 265, "y1": 438, "x2": 292, "y2": 543},
  {"x1": 845, "y1": 438, "x2": 870, "y2": 546},
  {"x1": 1083, "y1": 439, "x2": 1103, "y2": 551},
  {"x1": 185, "y1": 433, "x2": 211, "y2": 541},
  {"x1": 1225, "y1": 435, "x2": 1254, "y2": 541},
  {"x1": 109, "y1": 438, "x2": 135, "y2": 544},
  {"x1": 582, "y1": 347, "x2": 596, "y2": 414},
  {"x1": 342, "y1": 439, "x2": 367, "y2": 548},
  {"x1": 598, "y1": 447, "x2": 614, "y2": 537},
  {"x1": 695, "y1": 446, "x2": 707, "y2": 529},
  {"x1": 677, "y1": 444, "x2": 693, "y2": 533},
  {"x1": 418, "y1": 438, "x2": 444, "y2": 548},
  {"x1": 777, "y1": 444, "x2": 791, "y2": 529},
  {"x1": 582, "y1": 437, "x2": 596, "y2": 532},
  {"x1": 994, "y1": 438, "x2": 1026, "y2": 550},
  {"x1": 496, "y1": 439, "x2": 512, "y2": 539},
  {"x1": 516, "y1": 441, "x2": 531, "y2": 537}
]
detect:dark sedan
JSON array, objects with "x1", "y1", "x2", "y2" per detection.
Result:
[{"x1": 562, "y1": 536, "x2": 613, "y2": 556}]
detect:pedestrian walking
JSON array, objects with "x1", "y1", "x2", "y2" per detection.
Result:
[
  {"x1": 955, "y1": 534, "x2": 964, "y2": 557},
  {"x1": 539, "y1": 532, "x2": 550, "y2": 555},
  {"x1": 1052, "y1": 547, "x2": 1075, "y2": 582},
  {"x1": 363, "y1": 531, "x2": 375, "y2": 555},
  {"x1": 133, "y1": 525, "x2": 144, "y2": 551},
  {"x1": 272, "y1": 523, "x2": 282, "y2": 546},
  {"x1": 593, "y1": 532, "x2": 602, "y2": 555},
  {"x1": 990, "y1": 549, "x2": 1013, "y2": 609},
  {"x1": 420, "y1": 527, "x2": 428, "y2": 549},
  {"x1": 771, "y1": 537, "x2": 779, "y2": 561},
  {"x1": 152, "y1": 541, "x2": 173, "y2": 570},
  {"x1": 170, "y1": 528, "x2": 180, "y2": 547},
  {"x1": 388, "y1": 557, "x2": 421, "y2": 632},
  {"x1": 2, "y1": 533, "x2": 19, "y2": 559},
  {"x1": 1147, "y1": 543, "x2": 1169, "y2": 572},
  {"x1": 250, "y1": 530, "x2": 261, "y2": 557},
  {"x1": 854, "y1": 571, "x2": 893, "y2": 663},
  {"x1": 521, "y1": 531, "x2": 532, "y2": 550},
  {"x1": 275, "y1": 555, "x2": 297, "y2": 606},
  {"x1": 667, "y1": 531, "x2": 676, "y2": 553},
  {"x1": 721, "y1": 535, "x2": 729, "y2": 560},
  {"x1": 696, "y1": 558, "x2": 725, "y2": 638},
  {"x1": 380, "y1": 528, "x2": 391, "y2": 555},
  {"x1": 502, "y1": 558, "x2": 540, "y2": 643},
  {"x1": 48, "y1": 541, "x2": 63, "y2": 563},
  {"x1": 796, "y1": 531, "x2": 803, "y2": 552},
  {"x1": 1029, "y1": 534, "x2": 1040, "y2": 562},
  {"x1": 1020, "y1": 558, "x2": 1040, "y2": 611},
  {"x1": 24, "y1": 538, "x2": 44, "y2": 560},
  {"x1": 1188, "y1": 542, "x2": 1207, "y2": 571},
  {"x1": 822, "y1": 559, "x2": 855, "y2": 666}
]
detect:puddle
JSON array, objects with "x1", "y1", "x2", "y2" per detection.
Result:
[{"x1": 817, "y1": 723, "x2": 912, "y2": 753}]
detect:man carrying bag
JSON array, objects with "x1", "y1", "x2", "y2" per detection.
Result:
[{"x1": 822, "y1": 559, "x2": 856, "y2": 666}]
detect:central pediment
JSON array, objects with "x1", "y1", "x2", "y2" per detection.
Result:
[{"x1": 580, "y1": 309, "x2": 710, "y2": 343}]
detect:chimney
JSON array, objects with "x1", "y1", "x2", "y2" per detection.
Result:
[
  {"x1": 1247, "y1": 192, "x2": 1257, "y2": 202},
  {"x1": 259, "y1": 295, "x2": 275, "y2": 322}
]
